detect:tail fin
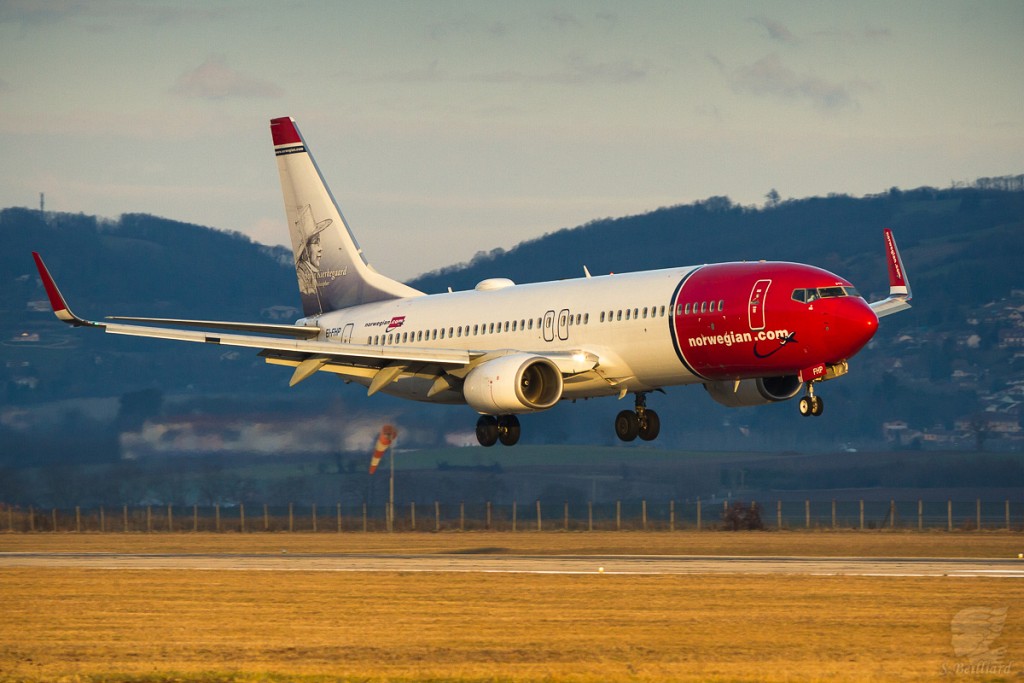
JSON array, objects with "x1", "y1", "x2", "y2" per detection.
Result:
[{"x1": 270, "y1": 117, "x2": 423, "y2": 316}]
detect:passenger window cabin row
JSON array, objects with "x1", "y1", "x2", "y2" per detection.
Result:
[{"x1": 366, "y1": 313, "x2": 591, "y2": 346}]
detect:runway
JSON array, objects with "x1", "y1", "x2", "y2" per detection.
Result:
[{"x1": 2, "y1": 552, "x2": 1023, "y2": 577}]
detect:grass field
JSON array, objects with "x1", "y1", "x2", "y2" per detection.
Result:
[{"x1": 2, "y1": 532, "x2": 1022, "y2": 682}]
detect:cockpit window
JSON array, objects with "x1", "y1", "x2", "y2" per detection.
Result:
[{"x1": 792, "y1": 286, "x2": 863, "y2": 303}]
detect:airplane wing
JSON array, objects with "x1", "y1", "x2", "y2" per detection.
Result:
[
  {"x1": 31, "y1": 253, "x2": 599, "y2": 394},
  {"x1": 869, "y1": 229, "x2": 912, "y2": 318},
  {"x1": 31, "y1": 253, "x2": 473, "y2": 389}
]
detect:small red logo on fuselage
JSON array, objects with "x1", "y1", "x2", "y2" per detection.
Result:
[{"x1": 386, "y1": 316, "x2": 406, "y2": 333}]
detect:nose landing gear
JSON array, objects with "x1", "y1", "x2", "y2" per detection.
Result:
[
  {"x1": 798, "y1": 383, "x2": 824, "y2": 417},
  {"x1": 615, "y1": 392, "x2": 661, "y2": 442}
]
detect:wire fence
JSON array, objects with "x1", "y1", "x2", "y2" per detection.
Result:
[{"x1": 2, "y1": 498, "x2": 1021, "y2": 533}]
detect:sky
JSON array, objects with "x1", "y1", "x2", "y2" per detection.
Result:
[{"x1": 2, "y1": 1, "x2": 1022, "y2": 280}]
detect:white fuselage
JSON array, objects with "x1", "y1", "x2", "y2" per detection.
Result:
[{"x1": 304, "y1": 267, "x2": 700, "y2": 402}]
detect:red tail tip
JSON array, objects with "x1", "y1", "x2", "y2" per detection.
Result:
[{"x1": 270, "y1": 117, "x2": 302, "y2": 146}]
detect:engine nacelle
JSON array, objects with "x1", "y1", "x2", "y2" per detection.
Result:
[
  {"x1": 703, "y1": 375, "x2": 803, "y2": 408},
  {"x1": 463, "y1": 354, "x2": 563, "y2": 414}
]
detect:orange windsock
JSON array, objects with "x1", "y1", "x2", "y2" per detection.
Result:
[{"x1": 368, "y1": 425, "x2": 397, "y2": 474}]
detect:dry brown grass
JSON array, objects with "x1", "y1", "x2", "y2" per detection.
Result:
[
  {"x1": 2, "y1": 529, "x2": 1023, "y2": 558},
  {"x1": 1, "y1": 569, "x2": 1022, "y2": 682},
  {"x1": 1, "y1": 532, "x2": 1023, "y2": 682}
]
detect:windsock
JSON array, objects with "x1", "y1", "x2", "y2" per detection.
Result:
[{"x1": 368, "y1": 425, "x2": 397, "y2": 475}]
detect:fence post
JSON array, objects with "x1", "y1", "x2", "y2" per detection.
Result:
[
  {"x1": 289, "y1": 503, "x2": 294, "y2": 533},
  {"x1": 947, "y1": 500, "x2": 953, "y2": 532},
  {"x1": 364, "y1": 503, "x2": 369, "y2": 532},
  {"x1": 1007, "y1": 500, "x2": 1011, "y2": 531},
  {"x1": 777, "y1": 500, "x2": 782, "y2": 530},
  {"x1": 460, "y1": 502, "x2": 465, "y2": 531},
  {"x1": 239, "y1": 503, "x2": 245, "y2": 534},
  {"x1": 805, "y1": 499, "x2": 810, "y2": 529},
  {"x1": 312, "y1": 503, "x2": 317, "y2": 533},
  {"x1": 642, "y1": 500, "x2": 648, "y2": 530},
  {"x1": 670, "y1": 500, "x2": 675, "y2": 532},
  {"x1": 168, "y1": 504, "x2": 173, "y2": 533},
  {"x1": 264, "y1": 504, "x2": 270, "y2": 532},
  {"x1": 6, "y1": 505, "x2": 11, "y2": 533},
  {"x1": 410, "y1": 502, "x2": 415, "y2": 531},
  {"x1": 215, "y1": 504, "x2": 221, "y2": 533},
  {"x1": 337, "y1": 503, "x2": 343, "y2": 533},
  {"x1": 193, "y1": 504, "x2": 198, "y2": 533},
  {"x1": 486, "y1": 501, "x2": 491, "y2": 530},
  {"x1": 859, "y1": 500, "x2": 864, "y2": 531},
  {"x1": 29, "y1": 506, "x2": 35, "y2": 532},
  {"x1": 588, "y1": 501, "x2": 593, "y2": 532},
  {"x1": 123, "y1": 504, "x2": 128, "y2": 533},
  {"x1": 512, "y1": 501, "x2": 517, "y2": 532},
  {"x1": 917, "y1": 500, "x2": 922, "y2": 531},
  {"x1": 697, "y1": 498, "x2": 702, "y2": 531},
  {"x1": 831, "y1": 500, "x2": 836, "y2": 530},
  {"x1": 75, "y1": 506, "x2": 81, "y2": 533},
  {"x1": 536, "y1": 500, "x2": 542, "y2": 531},
  {"x1": 51, "y1": 508, "x2": 57, "y2": 533},
  {"x1": 564, "y1": 501, "x2": 569, "y2": 531},
  {"x1": 434, "y1": 501, "x2": 440, "y2": 532},
  {"x1": 616, "y1": 501, "x2": 621, "y2": 531},
  {"x1": 976, "y1": 499, "x2": 981, "y2": 532},
  {"x1": 99, "y1": 506, "x2": 105, "y2": 533},
  {"x1": 146, "y1": 505, "x2": 152, "y2": 533},
  {"x1": 889, "y1": 499, "x2": 895, "y2": 529}
]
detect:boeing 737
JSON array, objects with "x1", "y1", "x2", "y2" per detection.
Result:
[{"x1": 32, "y1": 116, "x2": 912, "y2": 447}]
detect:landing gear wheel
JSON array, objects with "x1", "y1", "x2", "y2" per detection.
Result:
[
  {"x1": 810, "y1": 396, "x2": 824, "y2": 416},
  {"x1": 497, "y1": 415, "x2": 521, "y2": 446},
  {"x1": 638, "y1": 409, "x2": 660, "y2": 441},
  {"x1": 615, "y1": 410, "x2": 640, "y2": 441},
  {"x1": 799, "y1": 397, "x2": 812, "y2": 417},
  {"x1": 476, "y1": 415, "x2": 499, "y2": 447}
]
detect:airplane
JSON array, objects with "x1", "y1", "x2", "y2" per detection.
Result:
[{"x1": 32, "y1": 116, "x2": 912, "y2": 447}]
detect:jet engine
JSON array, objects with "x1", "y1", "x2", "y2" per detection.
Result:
[
  {"x1": 463, "y1": 354, "x2": 563, "y2": 414},
  {"x1": 703, "y1": 375, "x2": 803, "y2": 408}
]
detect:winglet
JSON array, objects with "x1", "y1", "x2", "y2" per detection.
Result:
[
  {"x1": 869, "y1": 230, "x2": 912, "y2": 318},
  {"x1": 883, "y1": 228, "x2": 910, "y2": 298},
  {"x1": 31, "y1": 253, "x2": 94, "y2": 326}
]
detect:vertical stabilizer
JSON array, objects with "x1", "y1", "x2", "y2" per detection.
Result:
[{"x1": 271, "y1": 117, "x2": 423, "y2": 316}]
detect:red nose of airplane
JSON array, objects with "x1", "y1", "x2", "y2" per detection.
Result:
[{"x1": 829, "y1": 297, "x2": 879, "y2": 360}]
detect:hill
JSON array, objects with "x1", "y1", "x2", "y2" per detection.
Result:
[{"x1": 1, "y1": 179, "x2": 1023, "y2": 478}]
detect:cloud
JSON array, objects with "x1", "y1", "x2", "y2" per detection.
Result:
[
  {"x1": 0, "y1": 0, "x2": 224, "y2": 29},
  {"x1": 0, "y1": 77, "x2": 10, "y2": 93},
  {"x1": 749, "y1": 16, "x2": 797, "y2": 44},
  {"x1": 171, "y1": 55, "x2": 283, "y2": 100},
  {"x1": 473, "y1": 54, "x2": 647, "y2": 86},
  {"x1": 731, "y1": 54, "x2": 856, "y2": 111}
]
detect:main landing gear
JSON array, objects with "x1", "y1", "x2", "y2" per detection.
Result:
[
  {"x1": 476, "y1": 414, "x2": 521, "y2": 447},
  {"x1": 615, "y1": 392, "x2": 661, "y2": 442},
  {"x1": 798, "y1": 383, "x2": 824, "y2": 417}
]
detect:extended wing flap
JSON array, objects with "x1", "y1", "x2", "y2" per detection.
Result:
[
  {"x1": 99, "y1": 320, "x2": 472, "y2": 366},
  {"x1": 107, "y1": 316, "x2": 322, "y2": 339}
]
